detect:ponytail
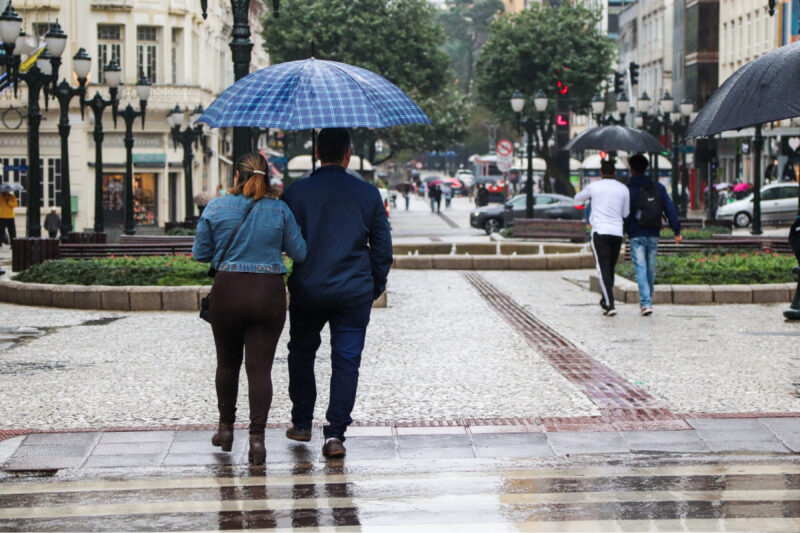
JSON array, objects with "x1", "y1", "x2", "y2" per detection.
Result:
[{"x1": 230, "y1": 152, "x2": 280, "y2": 200}]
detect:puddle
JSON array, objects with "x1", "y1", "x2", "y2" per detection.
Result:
[
  {"x1": 744, "y1": 331, "x2": 800, "y2": 337},
  {"x1": 80, "y1": 317, "x2": 125, "y2": 327}
]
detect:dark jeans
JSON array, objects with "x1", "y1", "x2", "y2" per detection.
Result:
[
  {"x1": 0, "y1": 218, "x2": 15, "y2": 246},
  {"x1": 47, "y1": 231, "x2": 58, "y2": 239},
  {"x1": 288, "y1": 300, "x2": 372, "y2": 441},
  {"x1": 591, "y1": 233, "x2": 623, "y2": 309},
  {"x1": 209, "y1": 271, "x2": 286, "y2": 434}
]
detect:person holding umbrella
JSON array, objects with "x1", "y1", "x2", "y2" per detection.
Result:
[
  {"x1": 574, "y1": 160, "x2": 630, "y2": 317},
  {"x1": 282, "y1": 128, "x2": 393, "y2": 458},
  {"x1": 625, "y1": 154, "x2": 682, "y2": 317}
]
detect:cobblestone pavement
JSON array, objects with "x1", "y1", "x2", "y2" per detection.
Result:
[{"x1": 1, "y1": 266, "x2": 799, "y2": 431}]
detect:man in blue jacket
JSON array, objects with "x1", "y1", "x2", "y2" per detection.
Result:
[
  {"x1": 625, "y1": 154, "x2": 681, "y2": 316},
  {"x1": 282, "y1": 128, "x2": 393, "y2": 457}
]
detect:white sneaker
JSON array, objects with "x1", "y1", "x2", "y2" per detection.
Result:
[
  {"x1": 641, "y1": 307, "x2": 653, "y2": 316},
  {"x1": 604, "y1": 308, "x2": 617, "y2": 317}
]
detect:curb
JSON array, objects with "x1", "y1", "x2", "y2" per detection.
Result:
[
  {"x1": 393, "y1": 252, "x2": 594, "y2": 270},
  {"x1": 0, "y1": 280, "x2": 388, "y2": 311},
  {"x1": 589, "y1": 274, "x2": 797, "y2": 305}
]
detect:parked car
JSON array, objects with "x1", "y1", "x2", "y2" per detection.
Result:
[
  {"x1": 716, "y1": 183, "x2": 799, "y2": 227},
  {"x1": 470, "y1": 193, "x2": 584, "y2": 234}
]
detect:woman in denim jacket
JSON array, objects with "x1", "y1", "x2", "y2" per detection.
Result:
[{"x1": 193, "y1": 152, "x2": 306, "y2": 465}]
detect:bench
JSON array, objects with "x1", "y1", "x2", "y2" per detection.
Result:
[
  {"x1": 118, "y1": 235, "x2": 195, "y2": 246},
  {"x1": 512, "y1": 218, "x2": 589, "y2": 243},
  {"x1": 59, "y1": 243, "x2": 193, "y2": 259},
  {"x1": 622, "y1": 237, "x2": 792, "y2": 261}
]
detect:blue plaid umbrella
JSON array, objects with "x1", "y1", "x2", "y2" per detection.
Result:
[{"x1": 197, "y1": 59, "x2": 431, "y2": 130}]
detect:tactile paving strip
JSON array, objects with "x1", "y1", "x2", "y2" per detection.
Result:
[{"x1": 463, "y1": 272, "x2": 686, "y2": 428}]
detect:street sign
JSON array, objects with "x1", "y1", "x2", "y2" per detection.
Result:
[
  {"x1": 4, "y1": 165, "x2": 28, "y2": 171},
  {"x1": 496, "y1": 139, "x2": 513, "y2": 157},
  {"x1": 497, "y1": 158, "x2": 512, "y2": 173}
]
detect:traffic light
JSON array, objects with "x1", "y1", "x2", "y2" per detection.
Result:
[
  {"x1": 629, "y1": 62, "x2": 640, "y2": 87},
  {"x1": 613, "y1": 71, "x2": 624, "y2": 94}
]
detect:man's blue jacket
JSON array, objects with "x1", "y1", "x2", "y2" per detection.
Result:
[
  {"x1": 625, "y1": 174, "x2": 682, "y2": 238},
  {"x1": 282, "y1": 165, "x2": 393, "y2": 308}
]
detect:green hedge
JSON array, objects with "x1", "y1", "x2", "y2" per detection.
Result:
[
  {"x1": 13, "y1": 255, "x2": 293, "y2": 286},
  {"x1": 616, "y1": 251, "x2": 797, "y2": 285}
]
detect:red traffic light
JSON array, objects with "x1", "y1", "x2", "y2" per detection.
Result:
[{"x1": 556, "y1": 114, "x2": 569, "y2": 126}]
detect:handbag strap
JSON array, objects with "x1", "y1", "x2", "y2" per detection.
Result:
[{"x1": 216, "y1": 199, "x2": 258, "y2": 267}]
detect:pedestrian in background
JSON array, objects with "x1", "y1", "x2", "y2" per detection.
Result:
[
  {"x1": 625, "y1": 153, "x2": 681, "y2": 317},
  {"x1": 0, "y1": 191, "x2": 17, "y2": 247},
  {"x1": 574, "y1": 160, "x2": 630, "y2": 317},
  {"x1": 403, "y1": 190, "x2": 410, "y2": 211},
  {"x1": 428, "y1": 184, "x2": 438, "y2": 213},
  {"x1": 476, "y1": 184, "x2": 489, "y2": 207},
  {"x1": 193, "y1": 152, "x2": 307, "y2": 465},
  {"x1": 282, "y1": 128, "x2": 392, "y2": 458},
  {"x1": 44, "y1": 208, "x2": 61, "y2": 239},
  {"x1": 442, "y1": 184, "x2": 452, "y2": 208}
]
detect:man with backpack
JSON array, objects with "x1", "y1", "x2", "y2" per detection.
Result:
[{"x1": 625, "y1": 154, "x2": 681, "y2": 316}]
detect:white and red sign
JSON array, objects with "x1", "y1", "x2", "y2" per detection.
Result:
[
  {"x1": 496, "y1": 139, "x2": 514, "y2": 173},
  {"x1": 496, "y1": 139, "x2": 513, "y2": 157}
]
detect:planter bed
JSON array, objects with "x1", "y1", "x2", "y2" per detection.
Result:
[{"x1": 0, "y1": 280, "x2": 387, "y2": 311}]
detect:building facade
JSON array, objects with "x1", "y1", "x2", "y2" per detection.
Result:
[{"x1": 0, "y1": 0, "x2": 269, "y2": 236}]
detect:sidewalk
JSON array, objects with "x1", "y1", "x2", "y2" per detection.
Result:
[{"x1": 2, "y1": 415, "x2": 800, "y2": 471}]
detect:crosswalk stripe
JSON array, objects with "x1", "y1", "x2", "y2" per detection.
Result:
[
  {"x1": 2, "y1": 462, "x2": 799, "y2": 496},
  {"x1": 3, "y1": 489, "x2": 800, "y2": 520},
  {"x1": 177, "y1": 519, "x2": 800, "y2": 533}
]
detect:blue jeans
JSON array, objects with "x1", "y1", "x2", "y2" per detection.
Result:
[
  {"x1": 629, "y1": 236, "x2": 660, "y2": 308},
  {"x1": 287, "y1": 300, "x2": 372, "y2": 441}
]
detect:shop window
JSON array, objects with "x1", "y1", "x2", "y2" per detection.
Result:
[{"x1": 134, "y1": 173, "x2": 157, "y2": 225}]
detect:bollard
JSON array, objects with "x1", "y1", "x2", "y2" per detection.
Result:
[{"x1": 784, "y1": 266, "x2": 800, "y2": 320}]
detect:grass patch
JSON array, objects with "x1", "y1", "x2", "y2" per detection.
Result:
[
  {"x1": 660, "y1": 226, "x2": 730, "y2": 240},
  {"x1": 616, "y1": 250, "x2": 797, "y2": 285}
]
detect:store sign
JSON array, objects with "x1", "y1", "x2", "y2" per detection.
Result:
[{"x1": 132, "y1": 153, "x2": 167, "y2": 165}]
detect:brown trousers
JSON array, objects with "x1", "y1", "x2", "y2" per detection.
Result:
[{"x1": 209, "y1": 271, "x2": 286, "y2": 434}]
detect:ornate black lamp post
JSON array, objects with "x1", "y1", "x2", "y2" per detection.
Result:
[
  {"x1": 199, "y1": 1, "x2": 281, "y2": 168},
  {"x1": 590, "y1": 92, "x2": 630, "y2": 127},
  {"x1": 83, "y1": 59, "x2": 121, "y2": 233},
  {"x1": 167, "y1": 104, "x2": 206, "y2": 220},
  {"x1": 14, "y1": 28, "x2": 66, "y2": 237},
  {"x1": 510, "y1": 90, "x2": 549, "y2": 219},
  {"x1": 52, "y1": 48, "x2": 91, "y2": 240},
  {"x1": 0, "y1": 2, "x2": 23, "y2": 93},
  {"x1": 114, "y1": 75, "x2": 150, "y2": 235},
  {"x1": 665, "y1": 98, "x2": 695, "y2": 217}
]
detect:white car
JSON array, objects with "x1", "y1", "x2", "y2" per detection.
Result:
[
  {"x1": 716, "y1": 183, "x2": 799, "y2": 227},
  {"x1": 455, "y1": 170, "x2": 475, "y2": 188}
]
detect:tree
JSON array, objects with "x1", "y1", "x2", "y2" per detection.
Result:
[
  {"x1": 474, "y1": 4, "x2": 615, "y2": 192},
  {"x1": 437, "y1": 0, "x2": 504, "y2": 94},
  {"x1": 261, "y1": 0, "x2": 470, "y2": 162}
]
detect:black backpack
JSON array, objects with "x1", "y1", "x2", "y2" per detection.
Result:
[{"x1": 635, "y1": 181, "x2": 664, "y2": 229}]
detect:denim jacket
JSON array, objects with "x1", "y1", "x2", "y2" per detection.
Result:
[{"x1": 193, "y1": 193, "x2": 306, "y2": 274}]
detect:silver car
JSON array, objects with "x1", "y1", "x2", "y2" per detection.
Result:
[{"x1": 716, "y1": 183, "x2": 799, "y2": 227}]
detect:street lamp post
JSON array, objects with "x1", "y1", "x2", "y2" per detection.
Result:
[
  {"x1": 168, "y1": 105, "x2": 206, "y2": 220},
  {"x1": 52, "y1": 47, "x2": 91, "y2": 240},
  {"x1": 114, "y1": 75, "x2": 151, "y2": 236},
  {"x1": 84, "y1": 59, "x2": 121, "y2": 233},
  {"x1": 0, "y1": 6, "x2": 68, "y2": 238},
  {"x1": 510, "y1": 90, "x2": 549, "y2": 219}
]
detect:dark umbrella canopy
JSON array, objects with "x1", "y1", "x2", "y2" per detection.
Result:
[
  {"x1": 563, "y1": 125, "x2": 666, "y2": 153},
  {"x1": 687, "y1": 40, "x2": 800, "y2": 138}
]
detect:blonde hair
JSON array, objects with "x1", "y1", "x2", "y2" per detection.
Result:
[{"x1": 229, "y1": 152, "x2": 280, "y2": 200}]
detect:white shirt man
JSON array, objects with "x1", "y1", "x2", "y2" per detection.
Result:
[{"x1": 574, "y1": 160, "x2": 630, "y2": 316}]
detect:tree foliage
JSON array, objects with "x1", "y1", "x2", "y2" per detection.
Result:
[
  {"x1": 475, "y1": 4, "x2": 615, "y2": 189},
  {"x1": 262, "y1": 0, "x2": 470, "y2": 159},
  {"x1": 437, "y1": 0, "x2": 505, "y2": 94}
]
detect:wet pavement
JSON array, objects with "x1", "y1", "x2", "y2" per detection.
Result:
[{"x1": 3, "y1": 450, "x2": 800, "y2": 531}]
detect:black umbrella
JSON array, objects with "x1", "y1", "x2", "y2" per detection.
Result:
[
  {"x1": 687, "y1": 40, "x2": 800, "y2": 138},
  {"x1": 563, "y1": 125, "x2": 666, "y2": 153}
]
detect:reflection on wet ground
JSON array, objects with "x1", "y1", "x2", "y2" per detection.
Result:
[{"x1": 3, "y1": 456, "x2": 800, "y2": 531}]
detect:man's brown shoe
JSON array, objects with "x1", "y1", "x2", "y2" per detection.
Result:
[
  {"x1": 285, "y1": 426, "x2": 312, "y2": 442},
  {"x1": 322, "y1": 438, "x2": 346, "y2": 457}
]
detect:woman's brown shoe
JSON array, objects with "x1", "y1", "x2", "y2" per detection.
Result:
[
  {"x1": 211, "y1": 423, "x2": 234, "y2": 452},
  {"x1": 249, "y1": 433, "x2": 266, "y2": 465}
]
